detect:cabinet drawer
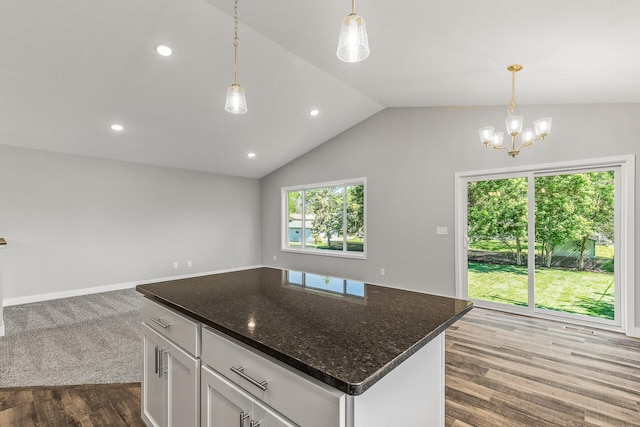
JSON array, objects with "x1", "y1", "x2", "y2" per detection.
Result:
[
  {"x1": 201, "y1": 327, "x2": 345, "y2": 427},
  {"x1": 142, "y1": 298, "x2": 200, "y2": 356}
]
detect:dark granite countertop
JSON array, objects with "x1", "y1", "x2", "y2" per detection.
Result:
[{"x1": 136, "y1": 267, "x2": 472, "y2": 395}]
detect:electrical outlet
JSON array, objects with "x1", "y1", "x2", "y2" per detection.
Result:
[
  {"x1": 187, "y1": 260, "x2": 192, "y2": 268},
  {"x1": 380, "y1": 268, "x2": 385, "y2": 276},
  {"x1": 436, "y1": 227, "x2": 448, "y2": 235},
  {"x1": 273, "y1": 255, "x2": 277, "y2": 261},
  {"x1": 173, "y1": 262, "x2": 178, "y2": 269}
]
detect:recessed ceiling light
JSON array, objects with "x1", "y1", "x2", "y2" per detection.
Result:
[
  {"x1": 309, "y1": 109, "x2": 320, "y2": 117},
  {"x1": 247, "y1": 152, "x2": 256, "y2": 158},
  {"x1": 110, "y1": 123, "x2": 124, "y2": 131},
  {"x1": 155, "y1": 45, "x2": 172, "y2": 57}
]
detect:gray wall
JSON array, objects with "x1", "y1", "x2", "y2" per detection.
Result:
[
  {"x1": 0, "y1": 145, "x2": 261, "y2": 301},
  {"x1": 260, "y1": 104, "x2": 639, "y2": 327}
]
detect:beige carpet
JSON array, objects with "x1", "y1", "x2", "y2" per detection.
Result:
[{"x1": 0, "y1": 289, "x2": 143, "y2": 387}]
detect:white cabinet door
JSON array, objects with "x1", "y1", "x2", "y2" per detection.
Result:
[
  {"x1": 253, "y1": 400, "x2": 297, "y2": 427},
  {"x1": 142, "y1": 323, "x2": 200, "y2": 427},
  {"x1": 142, "y1": 323, "x2": 167, "y2": 427},
  {"x1": 201, "y1": 365, "x2": 253, "y2": 427},
  {"x1": 165, "y1": 339, "x2": 200, "y2": 427}
]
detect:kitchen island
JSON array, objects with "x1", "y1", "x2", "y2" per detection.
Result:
[{"x1": 137, "y1": 267, "x2": 472, "y2": 426}]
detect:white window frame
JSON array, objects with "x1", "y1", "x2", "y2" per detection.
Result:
[
  {"x1": 454, "y1": 155, "x2": 636, "y2": 336},
  {"x1": 281, "y1": 178, "x2": 367, "y2": 259}
]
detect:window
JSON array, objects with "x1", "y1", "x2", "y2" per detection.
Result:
[
  {"x1": 282, "y1": 178, "x2": 366, "y2": 258},
  {"x1": 455, "y1": 155, "x2": 635, "y2": 335}
]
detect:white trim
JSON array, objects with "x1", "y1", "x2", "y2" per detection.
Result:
[
  {"x1": 0, "y1": 324, "x2": 4, "y2": 337},
  {"x1": 2, "y1": 265, "x2": 262, "y2": 307},
  {"x1": 454, "y1": 155, "x2": 635, "y2": 337},
  {"x1": 631, "y1": 327, "x2": 640, "y2": 339}
]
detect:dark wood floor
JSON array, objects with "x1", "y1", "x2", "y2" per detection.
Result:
[
  {"x1": 1, "y1": 308, "x2": 639, "y2": 426},
  {"x1": 445, "y1": 308, "x2": 640, "y2": 426},
  {"x1": 0, "y1": 383, "x2": 143, "y2": 426}
]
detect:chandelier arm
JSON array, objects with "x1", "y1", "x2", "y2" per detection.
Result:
[{"x1": 514, "y1": 137, "x2": 542, "y2": 153}]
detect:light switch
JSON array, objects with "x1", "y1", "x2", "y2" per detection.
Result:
[{"x1": 436, "y1": 227, "x2": 448, "y2": 235}]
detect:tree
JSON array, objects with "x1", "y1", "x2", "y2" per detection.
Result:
[
  {"x1": 467, "y1": 178, "x2": 528, "y2": 265},
  {"x1": 347, "y1": 185, "x2": 364, "y2": 237},
  {"x1": 306, "y1": 187, "x2": 343, "y2": 248},
  {"x1": 576, "y1": 171, "x2": 614, "y2": 270},
  {"x1": 535, "y1": 174, "x2": 592, "y2": 267}
]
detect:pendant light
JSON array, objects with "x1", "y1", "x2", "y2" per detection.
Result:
[
  {"x1": 336, "y1": 0, "x2": 370, "y2": 63},
  {"x1": 225, "y1": 0, "x2": 247, "y2": 114}
]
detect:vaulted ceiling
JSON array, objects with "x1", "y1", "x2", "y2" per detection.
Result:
[{"x1": 1, "y1": 0, "x2": 639, "y2": 178}]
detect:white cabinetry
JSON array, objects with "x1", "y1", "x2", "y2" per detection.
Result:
[
  {"x1": 141, "y1": 300, "x2": 200, "y2": 427},
  {"x1": 200, "y1": 326, "x2": 445, "y2": 427},
  {"x1": 201, "y1": 365, "x2": 294, "y2": 427},
  {"x1": 142, "y1": 298, "x2": 446, "y2": 427}
]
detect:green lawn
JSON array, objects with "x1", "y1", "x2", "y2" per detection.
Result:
[{"x1": 468, "y1": 262, "x2": 614, "y2": 320}]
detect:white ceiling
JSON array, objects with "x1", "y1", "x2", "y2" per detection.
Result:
[{"x1": 1, "y1": 0, "x2": 639, "y2": 178}]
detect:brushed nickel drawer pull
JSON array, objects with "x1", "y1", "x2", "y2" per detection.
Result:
[
  {"x1": 151, "y1": 317, "x2": 172, "y2": 329},
  {"x1": 240, "y1": 411, "x2": 250, "y2": 427},
  {"x1": 230, "y1": 366, "x2": 268, "y2": 391},
  {"x1": 250, "y1": 421, "x2": 261, "y2": 427}
]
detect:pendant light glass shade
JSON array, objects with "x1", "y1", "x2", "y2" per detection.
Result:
[
  {"x1": 534, "y1": 117, "x2": 552, "y2": 138},
  {"x1": 505, "y1": 116, "x2": 523, "y2": 136},
  {"x1": 337, "y1": 8, "x2": 369, "y2": 63},
  {"x1": 479, "y1": 126, "x2": 495, "y2": 145},
  {"x1": 490, "y1": 132, "x2": 504, "y2": 147},
  {"x1": 225, "y1": 83, "x2": 247, "y2": 114}
]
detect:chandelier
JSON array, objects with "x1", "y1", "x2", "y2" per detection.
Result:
[
  {"x1": 224, "y1": 0, "x2": 247, "y2": 114},
  {"x1": 336, "y1": 0, "x2": 370, "y2": 63},
  {"x1": 479, "y1": 65, "x2": 552, "y2": 158}
]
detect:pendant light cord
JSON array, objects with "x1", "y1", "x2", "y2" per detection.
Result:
[
  {"x1": 351, "y1": 0, "x2": 356, "y2": 14},
  {"x1": 233, "y1": 0, "x2": 239, "y2": 84}
]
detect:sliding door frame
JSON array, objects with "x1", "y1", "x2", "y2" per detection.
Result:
[{"x1": 454, "y1": 155, "x2": 635, "y2": 336}]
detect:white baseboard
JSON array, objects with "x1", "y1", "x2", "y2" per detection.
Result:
[
  {"x1": 0, "y1": 323, "x2": 4, "y2": 337},
  {"x1": 630, "y1": 326, "x2": 640, "y2": 338},
  {"x1": 2, "y1": 265, "x2": 263, "y2": 307}
]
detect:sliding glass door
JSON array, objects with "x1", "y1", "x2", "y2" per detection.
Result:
[{"x1": 462, "y1": 166, "x2": 620, "y2": 328}]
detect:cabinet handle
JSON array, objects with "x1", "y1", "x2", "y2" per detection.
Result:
[
  {"x1": 230, "y1": 366, "x2": 268, "y2": 391},
  {"x1": 250, "y1": 421, "x2": 261, "y2": 427},
  {"x1": 239, "y1": 412, "x2": 250, "y2": 427},
  {"x1": 154, "y1": 345, "x2": 159, "y2": 374},
  {"x1": 158, "y1": 348, "x2": 169, "y2": 378},
  {"x1": 151, "y1": 317, "x2": 172, "y2": 329}
]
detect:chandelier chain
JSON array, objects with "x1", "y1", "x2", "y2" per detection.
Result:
[{"x1": 507, "y1": 69, "x2": 516, "y2": 118}]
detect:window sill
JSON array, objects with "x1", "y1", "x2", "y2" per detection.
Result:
[{"x1": 281, "y1": 247, "x2": 367, "y2": 260}]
